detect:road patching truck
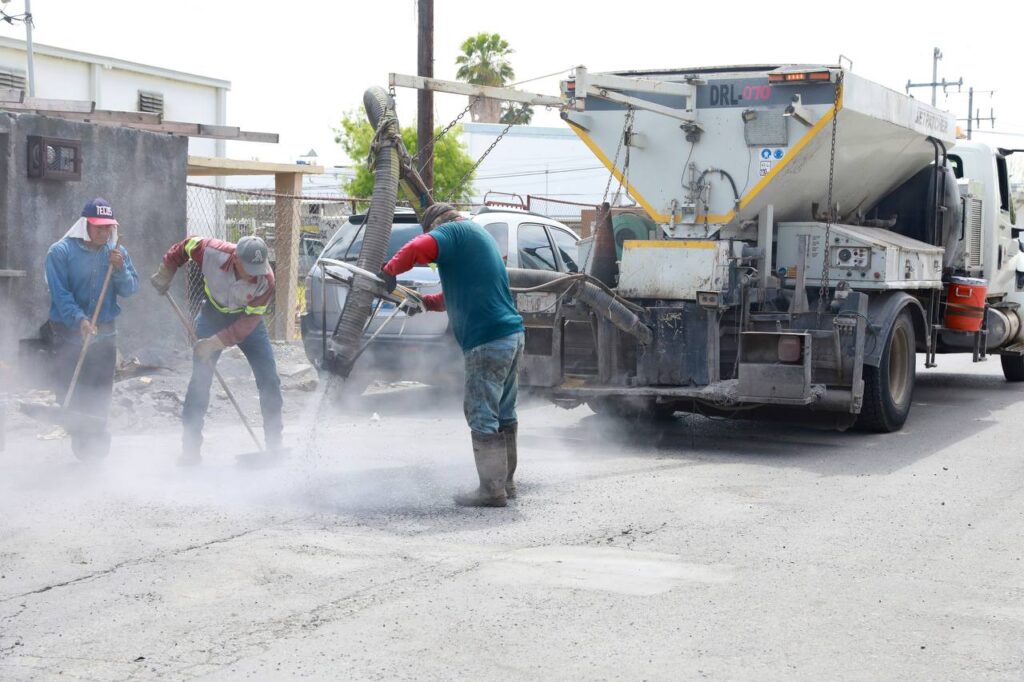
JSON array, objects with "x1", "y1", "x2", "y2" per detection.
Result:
[{"x1": 386, "y1": 63, "x2": 1020, "y2": 431}]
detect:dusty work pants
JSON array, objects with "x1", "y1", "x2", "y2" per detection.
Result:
[
  {"x1": 181, "y1": 303, "x2": 283, "y2": 452},
  {"x1": 52, "y1": 323, "x2": 116, "y2": 459},
  {"x1": 463, "y1": 331, "x2": 525, "y2": 434}
]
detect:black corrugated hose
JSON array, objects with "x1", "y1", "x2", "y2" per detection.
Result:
[
  {"x1": 333, "y1": 87, "x2": 401, "y2": 375},
  {"x1": 507, "y1": 268, "x2": 652, "y2": 344}
]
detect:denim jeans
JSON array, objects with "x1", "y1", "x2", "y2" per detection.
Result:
[
  {"x1": 182, "y1": 302, "x2": 283, "y2": 450},
  {"x1": 463, "y1": 331, "x2": 525, "y2": 434}
]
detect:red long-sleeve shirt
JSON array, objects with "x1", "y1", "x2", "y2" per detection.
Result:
[{"x1": 382, "y1": 234, "x2": 446, "y2": 311}]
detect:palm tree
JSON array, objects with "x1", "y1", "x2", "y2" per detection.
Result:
[{"x1": 455, "y1": 32, "x2": 517, "y2": 124}]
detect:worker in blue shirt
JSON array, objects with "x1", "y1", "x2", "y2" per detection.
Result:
[{"x1": 45, "y1": 198, "x2": 138, "y2": 460}]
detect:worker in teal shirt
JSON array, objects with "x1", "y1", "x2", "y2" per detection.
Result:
[
  {"x1": 45, "y1": 198, "x2": 138, "y2": 460},
  {"x1": 380, "y1": 202, "x2": 525, "y2": 507}
]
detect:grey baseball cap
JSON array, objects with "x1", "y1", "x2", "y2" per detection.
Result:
[{"x1": 236, "y1": 236, "x2": 272, "y2": 276}]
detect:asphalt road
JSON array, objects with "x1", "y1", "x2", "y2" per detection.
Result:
[{"x1": 1, "y1": 354, "x2": 1022, "y2": 680}]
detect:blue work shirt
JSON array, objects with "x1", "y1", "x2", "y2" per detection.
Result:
[
  {"x1": 431, "y1": 220, "x2": 524, "y2": 352},
  {"x1": 46, "y1": 237, "x2": 139, "y2": 335}
]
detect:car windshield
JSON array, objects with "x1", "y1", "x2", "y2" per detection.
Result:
[{"x1": 322, "y1": 222, "x2": 424, "y2": 263}]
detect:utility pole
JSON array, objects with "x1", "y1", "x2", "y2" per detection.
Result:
[
  {"x1": 905, "y1": 47, "x2": 961, "y2": 107},
  {"x1": 23, "y1": 0, "x2": 34, "y2": 96},
  {"x1": 957, "y1": 87, "x2": 996, "y2": 140},
  {"x1": 2, "y1": 0, "x2": 36, "y2": 95},
  {"x1": 416, "y1": 0, "x2": 434, "y2": 196}
]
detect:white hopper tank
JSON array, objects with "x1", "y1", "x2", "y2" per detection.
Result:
[{"x1": 563, "y1": 64, "x2": 957, "y2": 235}]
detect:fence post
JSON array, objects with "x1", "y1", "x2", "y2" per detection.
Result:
[{"x1": 273, "y1": 172, "x2": 302, "y2": 341}]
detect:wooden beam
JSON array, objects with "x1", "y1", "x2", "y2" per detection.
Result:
[
  {"x1": 0, "y1": 104, "x2": 279, "y2": 143},
  {"x1": 52, "y1": 110, "x2": 163, "y2": 125},
  {"x1": 187, "y1": 156, "x2": 323, "y2": 176},
  {"x1": 272, "y1": 172, "x2": 303, "y2": 341},
  {"x1": 2, "y1": 97, "x2": 96, "y2": 113},
  {"x1": 234, "y1": 130, "x2": 280, "y2": 144}
]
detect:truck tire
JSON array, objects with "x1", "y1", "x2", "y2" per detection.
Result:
[
  {"x1": 857, "y1": 309, "x2": 916, "y2": 432},
  {"x1": 1000, "y1": 355, "x2": 1024, "y2": 382},
  {"x1": 588, "y1": 397, "x2": 677, "y2": 421}
]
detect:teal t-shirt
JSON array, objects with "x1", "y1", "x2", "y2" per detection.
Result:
[{"x1": 431, "y1": 220, "x2": 524, "y2": 352}]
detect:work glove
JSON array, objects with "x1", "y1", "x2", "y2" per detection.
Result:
[
  {"x1": 378, "y1": 269, "x2": 397, "y2": 294},
  {"x1": 150, "y1": 262, "x2": 176, "y2": 295},
  {"x1": 194, "y1": 335, "x2": 226, "y2": 361},
  {"x1": 401, "y1": 300, "x2": 423, "y2": 317}
]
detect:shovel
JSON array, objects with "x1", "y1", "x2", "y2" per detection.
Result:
[
  {"x1": 162, "y1": 292, "x2": 281, "y2": 467},
  {"x1": 20, "y1": 249, "x2": 117, "y2": 431}
]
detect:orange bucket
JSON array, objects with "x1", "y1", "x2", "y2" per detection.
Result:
[{"x1": 944, "y1": 277, "x2": 987, "y2": 332}]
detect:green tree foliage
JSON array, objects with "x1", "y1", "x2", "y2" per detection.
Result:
[
  {"x1": 455, "y1": 32, "x2": 534, "y2": 124},
  {"x1": 455, "y1": 32, "x2": 515, "y2": 86},
  {"x1": 500, "y1": 102, "x2": 534, "y2": 125},
  {"x1": 334, "y1": 111, "x2": 477, "y2": 204}
]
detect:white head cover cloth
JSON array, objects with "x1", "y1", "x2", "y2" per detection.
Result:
[
  {"x1": 63, "y1": 216, "x2": 119, "y2": 248},
  {"x1": 44, "y1": 218, "x2": 121, "y2": 289}
]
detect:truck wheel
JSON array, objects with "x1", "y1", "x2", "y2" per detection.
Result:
[
  {"x1": 857, "y1": 309, "x2": 916, "y2": 432},
  {"x1": 1000, "y1": 355, "x2": 1024, "y2": 382},
  {"x1": 588, "y1": 397, "x2": 676, "y2": 421}
]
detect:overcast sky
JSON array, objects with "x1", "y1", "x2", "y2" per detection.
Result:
[{"x1": 2, "y1": 0, "x2": 1022, "y2": 172}]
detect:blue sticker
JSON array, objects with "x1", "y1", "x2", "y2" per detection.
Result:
[
  {"x1": 760, "y1": 148, "x2": 772, "y2": 159},
  {"x1": 773, "y1": 149, "x2": 785, "y2": 160}
]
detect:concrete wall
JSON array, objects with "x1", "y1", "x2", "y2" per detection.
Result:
[{"x1": 0, "y1": 113, "x2": 188, "y2": 361}]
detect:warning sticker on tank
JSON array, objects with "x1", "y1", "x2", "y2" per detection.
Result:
[{"x1": 759, "y1": 160, "x2": 772, "y2": 176}]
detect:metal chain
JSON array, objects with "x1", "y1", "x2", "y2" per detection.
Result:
[
  {"x1": 444, "y1": 119, "x2": 515, "y2": 203},
  {"x1": 602, "y1": 106, "x2": 633, "y2": 205},
  {"x1": 582, "y1": 106, "x2": 635, "y2": 275},
  {"x1": 412, "y1": 96, "x2": 480, "y2": 174},
  {"x1": 817, "y1": 71, "x2": 844, "y2": 316}
]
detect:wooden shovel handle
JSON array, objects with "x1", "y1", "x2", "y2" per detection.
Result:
[{"x1": 62, "y1": 250, "x2": 117, "y2": 411}]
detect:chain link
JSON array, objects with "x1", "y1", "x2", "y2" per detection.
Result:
[
  {"x1": 444, "y1": 118, "x2": 515, "y2": 203},
  {"x1": 581, "y1": 106, "x2": 635, "y2": 275},
  {"x1": 602, "y1": 106, "x2": 633, "y2": 205},
  {"x1": 817, "y1": 71, "x2": 844, "y2": 316},
  {"x1": 412, "y1": 96, "x2": 479, "y2": 175}
]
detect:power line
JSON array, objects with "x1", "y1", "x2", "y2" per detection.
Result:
[{"x1": 474, "y1": 165, "x2": 605, "y2": 180}]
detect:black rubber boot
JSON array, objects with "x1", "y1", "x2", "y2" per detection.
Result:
[
  {"x1": 454, "y1": 431, "x2": 508, "y2": 508},
  {"x1": 499, "y1": 421, "x2": 518, "y2": 499}
]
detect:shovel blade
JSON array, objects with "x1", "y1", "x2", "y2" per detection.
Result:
[{"x1": 18, "y1": 401, "x2": 105, "y2": 430}]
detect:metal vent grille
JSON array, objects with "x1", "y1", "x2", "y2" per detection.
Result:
[
  {"x1": 0, "y1": 70, "x2": 27, "y2": 91},
  {"x1": 744, "y1": 110, "x2": 788, "y2": 147},
  {"x1": 964, "y1": 196, "x2": 983, "y2": 270},
  {"x1": 138, "y1": 91, "x2": 164, "y2": 115}
]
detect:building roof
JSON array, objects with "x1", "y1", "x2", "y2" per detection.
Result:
[{"x1": 0, "y1": 36, "x2": 230, "y2": 90}]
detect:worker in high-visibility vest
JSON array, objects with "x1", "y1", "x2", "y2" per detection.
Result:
[{"x1": 150, "y1": 236, "x2": 283, "y2": 466}]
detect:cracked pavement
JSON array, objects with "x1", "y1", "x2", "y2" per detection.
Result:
[{"x1": 1, "y1": 355, "x2": 1023, "y2": 680}]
